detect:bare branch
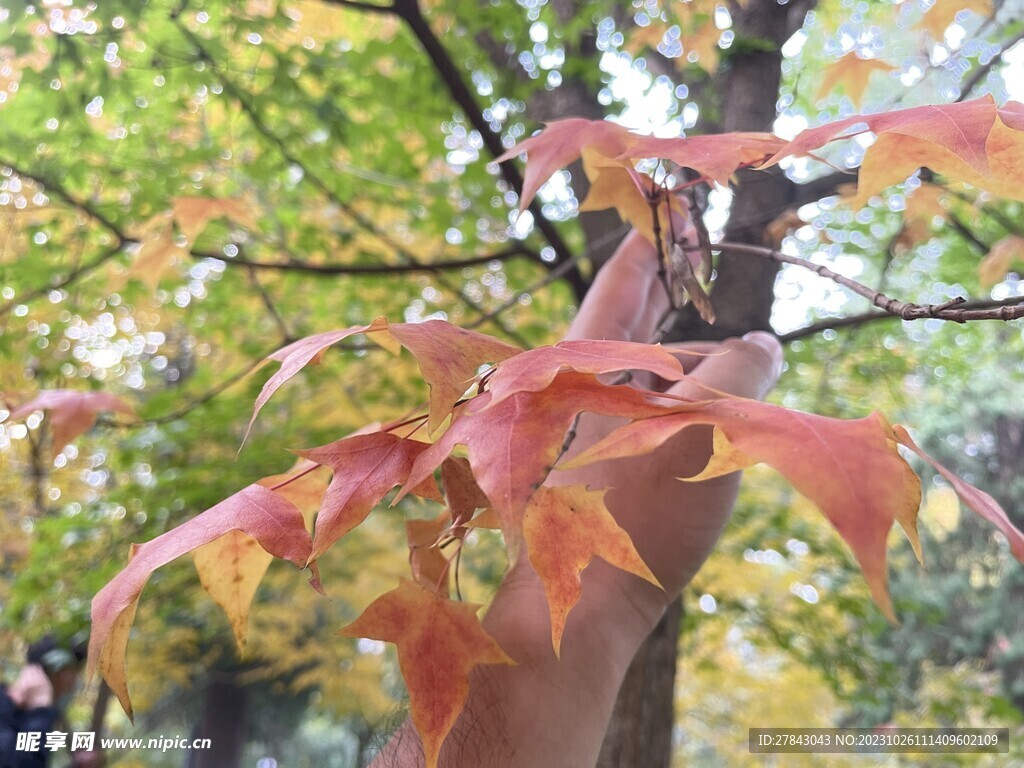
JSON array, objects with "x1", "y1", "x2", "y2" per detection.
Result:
[
  {"x1": 0, "y1": 242, "x2": 126, "y2": 315},
  {"x1": 245, "y1": 266, "x2": 294, "y2": 344},
  {"x1": 192, "y1": 244, "x2": 541, "y2": 275},
  {"x1": 780, "y1": 295, "x2": 1024, "y2": 343},
  {"x1": 98, "y1": 356, "x2": 268, "y2": 429},
  {"x1": 329, "y1": 0, "x2": 395, "y2": 14},
  {"x1": 717, "y1": 240, "x2": 1024, "y2": 323},
  {"x1": 957, "y1": 29, "x2": 1024, "y2": 102},
  {"x1": 1, "y1": 159, "x2": 124, "y2": 241}
]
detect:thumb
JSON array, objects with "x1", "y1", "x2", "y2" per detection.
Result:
[{"x1": 668, "y1": 331, "x2": 783, "y2": 402}]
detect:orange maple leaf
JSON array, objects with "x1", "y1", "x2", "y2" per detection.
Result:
[
  {"x1": 978, "y1": 234, "x2": 1024, "y2": 288},
  {"x1": 398, "y1": 372, "x2": 675, "y2": 538},
  {"x1": 815, "y1": 52, "x2": 896, "y2": 107},
  {"x1": 894, "y1": 426, "x2": 1024, "y2": 562},
  {"x1": 243, "y1": 316, "x2": 392, "y2": 444},
  {"x1": 484, "y1": 338, "x2": 691, "y2": 405},
  {"x1": 10, "y1": 389, "x2": 134, "y2": 455},
  {"x1": 561, "y1": 399, "x2": 923, "y2": 622},
  {"x1": 523, "y1": 485, "x2": 660, "y2": 654},
  {"x1": 387, "y1": 320, "x2": 522, "y2": 434},
  {"x1": 294, "y1": 431, "x2": 441, "y2": 564},
  {"x1": 89, "y1": 484, "x2": 310, "y2": 718},
  {"x1": 340, "y1": 579, "x2": 513, "y2": 768},
  {"x1": 765, "y1": 96, "x2": 1024, "y2": 205},
  {"x1": 916, "y1": 0, "x2": 991, "y2": 39}
]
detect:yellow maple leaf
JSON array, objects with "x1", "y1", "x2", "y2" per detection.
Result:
[
  {"x1": 978, "y1": 234, "x2": 1024, "y2": 287},
  {"x1": 682, "y1": 18, "x2": 723, "y2": 74},
  {"x1": 816, "y1": 52, "x2": 896, "y2": 107},
  {"x1": 917, "y1": 0, "x2": 991, "y2": 39}
]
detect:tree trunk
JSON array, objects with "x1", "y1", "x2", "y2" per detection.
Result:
[
  {"x1": 597, "y1": 2, "x2": 814, "y2": 765},
  {"x1": 596, "y1": 597, "x2": 683, "y2": 768},
  {"x1": 188, "y1": 672, "x2": 248, "y2": 768}
]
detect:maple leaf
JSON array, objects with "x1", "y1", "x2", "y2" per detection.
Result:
[
  {"x1": 89, "y1": 484, "x2": 311, "y2": 718},
  {"x1": 339, "y1": 579, "x2": 513, "y2": 768},
  {"x1": 523, "y1": 485, "x2": 659, "y2": 654},
  {"x1": 406, "y1": 511, "x2": 451, "y2": 593},
  {"x1": 188, "y1": 459, "x2": 330, "y2": 653},
  {"x1": 578, "y1": 147, "x2": 679, "y2": 246},
  {"x1": 398, "y1": 373, "x2": 674, "y2": 537},
  {"x1": 171, "y1": 196, "x2": 260, "y2": 243},
  {"x1": 294, "y1": 431, "x2": 441, "y2": 564},
  {"x1": 767, "y1": 97, "x2": 997, "y2": 177},
  {"x1": 387, "y1": 320, "x2": 522, "y2": 434},
  {"x1": 441, "y1": 456, "x2": 491, "y2": 527},
  {"x1": 192, "y1": 531, "x2": 272, "y2": 654},
  {"x1": 121, "y1": 220, "x2": 188, "y2": 290},
  {"x1": 893, "y1": 183, "x2": 946, "y2": 254},
  {"x1": 258, "y1": 457, "x2": 332, "y2": 527},
  {"x1": 893, "y1": 426, "x2": 1024, "y2": 562},
  {"x1": 484, "y1": 339, "x2": 689, "y2": 406},
  {"x1": 978, "y1": 234, "x2": 1024, "y2": 288},
  {"x1": 625, "y1": 132, "x2": 786, "y2": 188},
  {"x1": 679, "y1": 17, "x2": 722, "y2": 73},
  {"x1": 561, "y1": 399, "x2": 923, "y2": 622},
  {"x1": 624, "y1": 22, "x2": 668, "y2": 58},
  {"x1": 764, "y1": 209, "x2": 804, "y2": 249},
  {"x1": 243, "y1": 316, "x2": 393, "y2": 445},
  {"x1": 916, "y1": 0, "x2": 991, "y2": 39},
  {"x1": 495, "y1": 119, "x2": 635, "y2": 210},
  {"x1": 498, "y1": 119, "x2": 783, "y2": 212},
  {"x1": 815, "y1": 52, "x2": 896, "y2": 107},
  {"x1": 119, "y1": 198, "x2": 259, "y2": 289},
  {"x1": 10, "y1": 389, "x2": 134, "y2": 455},
  {"x1": 765, "y1": 96, "x2": 1024, "y2": 205}
]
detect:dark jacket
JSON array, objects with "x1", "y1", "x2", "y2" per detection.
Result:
[{"x1": 0, "y1": 684, "x2": 58, "y2": 768}]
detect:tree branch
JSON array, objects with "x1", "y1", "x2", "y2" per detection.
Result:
[
  {"x1": 780, "y1": 295, "x2": 1024, "y2": 343},
  {"x1": 191, "y1": 244, "x2": 541, "y2": 275},
  {"x1": 957, "y1": 29, "x2": 1024, "y2": 102},
  {"x1": 717, "y1": 240, "x2": 1024, "y2": 323},
  {"x1": 98, "y1": 356, "x2": 269, "y2": 428},
  {"x1": 177, "y1": 22, "x2": 529, "y2": 346},
  {"x1": 326, "y1": 0, "x2": 588, "y2": 300},
  {"x1": 1, "y1": 160, "x2": 123, "y2": 241},
  {"x1": 0, "y1": 242, "x2": 125, "y2": 315},
  {"x1": 329, "y1": 0, "x2": 395, "y2": 14}
]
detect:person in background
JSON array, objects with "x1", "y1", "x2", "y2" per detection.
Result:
[{"x1": 1, "y1": 635, "x2": 103, "y2": 768}]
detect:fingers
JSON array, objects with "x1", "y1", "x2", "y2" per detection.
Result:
[
  {"x1": 565, "y1": 230, "x2": 669, "y2": 343},
  {"x1": 670, "y1": 331, "x2": 783, "y2": 401}
]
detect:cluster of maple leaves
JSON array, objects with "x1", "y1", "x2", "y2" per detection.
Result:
[{"x1": 7, "y1": 95, "x2": 1024, "y2": 767}]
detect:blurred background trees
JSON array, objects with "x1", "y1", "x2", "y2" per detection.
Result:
[{"x1": 1, "y1": 0, "x2": 1022, "y2": 765}]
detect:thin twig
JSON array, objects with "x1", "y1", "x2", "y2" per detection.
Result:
[
  {"x1": 957, "y1": 29, "x2": 1024, "y2": 102},
  {"x1": 1, "y1": 159, "x2": 123, "y2": 239},
  {"x1": 178, "y1": 23, "x2": 528, "y2": 346},
  {"x1": 245, "y1": 264, "x2": 293, "y2": 344},
  {"x1": 191, "y1": 244, "x2": 541, "y2": 275},
  {"x1": 780, "y1": 295, "x2": 1024, "y2": 342},
  {"x1": 98, "y1": 356, "x2": 270, "y2": 428},
  {"x1": 717, "y1": 241, "x2": 1024, "y2": 322},
  {"x1": 325, "y1": 0, "x2": 587, "y2": 299}
]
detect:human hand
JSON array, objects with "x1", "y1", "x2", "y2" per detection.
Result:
[
  {"x1": 374, "y1": 226, "x2": 783, "y2": 767},
  {"x1": 71, "y1": 749, "x2": 106, "y2": 768},
  {"x1": 8, "y1": 664, "x2": 54, "y2": 710},
  {"x1": 549, "y1": 226, "x2": 784, "y2": 629}
]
